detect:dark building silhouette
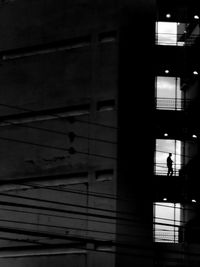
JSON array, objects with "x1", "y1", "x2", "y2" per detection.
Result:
[{"x1": 0, "y1": 0, "x2": 199, "y2": 266}]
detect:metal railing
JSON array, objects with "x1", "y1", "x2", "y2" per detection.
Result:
[
  {"x1": 156, "y1": 98, "x2": 191, "y2": 111},
  {"x1": 155, "y1": 33, "x2": 200, "y2": 47},
  {"x1": 155, "y1": 163, "x2": 183, "y2": 176},
  {"x1": 154, "y1": 229, "x2": 180, "y2": 243}
]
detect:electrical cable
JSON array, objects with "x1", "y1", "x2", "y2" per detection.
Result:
[
  {"x1": 0, "y1": 112, "x2": 117, "y2": 145},
  {"x1": 1, "y1": 182, "x2": 195, "y2": 222},
  {"x1": 11, "y1": 181, "x2": 196, "y2": 222},
  {"x1": 0, "y1": 194, "x2": 198, "y2": 231},
  {"x1": 0, "y1": 217, "x2": 154, "y2": 242},
  {"x1": 2, "y1": 175, "x2": 185, "y2": 217},
  {"x1": 0, "y1": 206, "x2": 163, "y2": 243},
  {"x1": 0, "y1": 202, "x2": 200, "y2": 260},
  {"x1": 0, "y1": 189, "x2": 136, "y2": 217},
  {"x1": 0, "y1": 135, "x2": 116, "y2": 160},
  {"x1": 0, "y1": 102, "x2": 117, "y2": 130},
  {"x1": 0, "y1": 176, "x2": 197, "y2": 215},
  {"x1": 0, "y1": 223, "x2": 198, "y2": 264},
  {"x1": 0, "y1": 236, "x2": 44, "y2": 246},
  {"x1": 0, "y1": 215, "x2": 198, "y2": 262},
  {"x1": 0, "y1": 177, "x2": 137, "y2": 203},
  {"x1": 0, "y1": 198, "x2": 133, "y2": 224}
]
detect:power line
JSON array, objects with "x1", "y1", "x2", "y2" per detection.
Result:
[
  {"x1": 0, "y1": 113, "x2": 117, "y2": 145},
  {"x1": 0, "y1": 206, "x2": 121, "y2": 228},
  {"x1": 0, "y1": 174, "x2": 196, "y2": 213},
  {"x1": 0, "y1": 194, "x2": 186, "y2": 232},
  {"x1": 0, "y1": 218, "x2": 116, "y2": 243},
  {"x1": 0, "y1": 223, "x2": 160, "y2": 259},
  {"x1": 16, "y1": 181, "x2": 127, "y2": 201},
  {"x1": 0, "y1": 135, "x2": 116, "y2": 160},
  {"x1": 0, "y1": 205, "x2": 155, "y2": 244},
  {"x1": 14, "y1": 180, "x2": 197, "y2": 219},
  {"x1": 0, "y1": 196, "x2": 158, "y2": 232},
  {"x1": 0, "y1": 193, "x2": 198, "y2": 231},
  {"x1": 0, "y1": 198, "x2": 200, "y2": 259},
  {"x1": 0, "y1": 102, "x2": 117, "y2": 130},
  {"x1": 1, "y1": 179, "x2": 192, "y2": 220},
  {"x1": 0, "y1": 216, "x2": 153, "y2": 242},
  {"x1": 0, "y1": 192, "x2": 193, "y2": 231},
  {"x1": 0, "y1": 213, "x2": 189, "y2": 237},
  {"x1": 0, "y1": 236, "x2": 44, "y2": 246},
  {"x1": 0, "y1": 223, "x2": 199, "y2": 264},
  {"x1": 0, "y1": 198, "x2": 132, "y2": 224},
  {"x1": 0, "y1": 189, "x2": 134, "y2": 217},
  {"x1": 0, "y1": 175, "x2": 138, "y2": 203},
  {"x1": 74, "y1": 118, "x2": 117, "y2": 130}
]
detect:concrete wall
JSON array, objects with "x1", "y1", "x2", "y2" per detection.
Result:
[
  {"x1": 0, "y1": 0, "x2": 118, "y2": 50},
  {"x1": 0, "y1": 0, "x2": 119, "y2": 266},
  {"x1": 0, "y1": 253, "x2": 87, "y2": 267}
]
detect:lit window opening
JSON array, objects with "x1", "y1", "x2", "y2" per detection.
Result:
[
  {"x1": 155, "y1": 139, "x2": 181, "y2": 176},
  {"x1": 156, "y1": 22, "x2": 185, "y2": 46},
  {"x1": 154, "y1": 202, "x2": 181, "y2": 243},
  {"x1": 156, "y1": 21, "x2": 200, "y2": 46},
  {"x1": 156, "y1": 76, "x2": 182, "y2": 110}
]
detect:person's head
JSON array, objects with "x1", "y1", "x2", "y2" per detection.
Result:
[{"x1": 169, "y1": 153, "x2": 172, "y2": 157}]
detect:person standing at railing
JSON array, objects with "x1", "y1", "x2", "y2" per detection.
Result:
[{"x1": 167, "y1": 153, "x2": 173, "y2": 176}]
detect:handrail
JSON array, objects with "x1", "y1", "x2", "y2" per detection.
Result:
[
  {"x1": 155, "y1": 162, "x2": 183, "y2": 176},
  {"x1": 156, "y1": 97, "x2": 191, "y2": 111},
  {"x1": 155, "y1": 33, "x2": 200, "y2": 47}
]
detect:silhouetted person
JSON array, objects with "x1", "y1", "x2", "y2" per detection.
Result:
[{"x1": 167, "y1": 153, "x2": 173, "y2": 176}]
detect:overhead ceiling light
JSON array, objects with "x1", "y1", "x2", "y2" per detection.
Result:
[
  {"x1": 192, "y1": 199, "x2": 197, "y2": 203},
  {"x1": 164, "y1": 133, "x2": 168, "y2": 137},
  {"x1": 166, "y1": 14, "x2": 171, "y2": 18},
  {"x1": 194, "y1": 15, "x2": 199, "y2": 20},
  {"x1": 192, "y1": 134, "x2": 197, "y2": 138},
  {"x1": 165, "y1": 69, "x2": 169, "y2": 74},
  {"x1": 193, "y1": 71, "x2": 198, "y2": 75},
  {"x1": 163, "y1": 198, "x2": 167, "y2": 201}
]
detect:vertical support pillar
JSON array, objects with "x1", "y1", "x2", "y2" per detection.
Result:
[{"x1": 117, "y1": 0, "x2": 156, "y2": 266}]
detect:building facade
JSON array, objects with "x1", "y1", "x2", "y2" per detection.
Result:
[{"x1": 0, "y1": 0, "x2": 199, "y2": 266}]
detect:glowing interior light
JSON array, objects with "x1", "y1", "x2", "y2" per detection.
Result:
[
  {"x1": 192, "y1": 134, "x2": 197, "y2": 138},
  {"x1": 194, "y1": 15, "x2": 199, "y2": 20},
  {"x1": 164, "y1": 133, "x2": 168, "y2": 137},
  {"x1": 165, "y1": 70, "x2": 169, "y2": 74},
  {"x1": 163, "y1": 198, "x2": 167, "y2": 201},
  {"x1": 166, "y1": 14, "x2": 171, "y2": 18},
  {"x1": 193, "y1": 71, "x2": 198, "y2": 75},
  {"x1": 192, "y1": 199, "x2": 197, "y2": 203}
]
